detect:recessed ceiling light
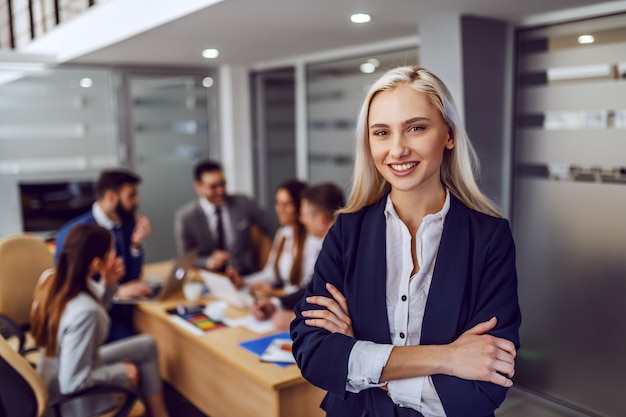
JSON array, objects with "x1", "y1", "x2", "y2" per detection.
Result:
[
  {"x1": 351, "y1": 13, "x2": 371, "y2": 24},
  {"x1": 578, "y1": 35, "x2": 595, "y2": 44},
  {"x1": 202, "y1": 77, "x2": 214, "y2": 88},
  {"x1": 360, "y1": 62, "x2": 376, "y2": 74},
  {"x1": 202, "y1": 48, "x2": 220, "y2": 59},
  {"x1": 79, "y1": 78, "x2": 93, "y2": 88}
]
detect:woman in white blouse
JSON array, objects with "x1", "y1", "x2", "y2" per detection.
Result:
[
  {"x1": 290, "y1": 67, "x2": 521, "y2": 417},
  {"x1": 235, "y1": 179, "x2": 322, "y2": 298}
]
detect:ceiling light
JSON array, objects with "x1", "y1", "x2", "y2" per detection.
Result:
[
  {"x1": 202, "y1": 77, "x2": 214, "y2": 88},
  {"x1": 578, "y1": 35, "x2": 595, "y2": 44},
  {"x1": 360, "y1": 62, "x2": 376, "y2": 74},
  {"x1": 367, "y1": 58, "x2": 380, "y2": 68},
  {"x1": 351, "y1": 13, "x2": 371, "y2": 24},
  {"x1": 79, "y1": 78, "x2": 93, "y2": 88},
  {"x1": 202, "y1": 48, "x2": 220, "y2": 59}
]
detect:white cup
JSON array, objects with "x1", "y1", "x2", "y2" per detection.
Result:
[
  {"x1": 205, "y1": 300, "x2": 228, "y2": 322},
  {"x1": 182, "y1": 282, "x2": 204, "y2": 302}
]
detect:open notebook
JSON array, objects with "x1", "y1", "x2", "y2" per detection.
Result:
[{"x1": 199, "y1": 269, "x2": 254, "y2": 308}]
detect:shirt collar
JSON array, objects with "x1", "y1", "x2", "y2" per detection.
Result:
[
  {"x1": 91, "y1": 202, "x2": 119, "y2": 230},
  {"x1": 384, "y1": 189, "x2": 451, "y2": 222},
  {"x1": 198, "y1": 197, "x2": 222, "y2": 216}
]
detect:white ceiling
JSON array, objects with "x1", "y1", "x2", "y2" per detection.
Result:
[{"x1": 57, "y1": 0, "x2": 624, "y2": 68}]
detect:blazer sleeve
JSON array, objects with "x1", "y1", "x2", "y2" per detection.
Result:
[
  {"x1": 58, "y1": 307, "x2": 129, "y2": 394},
  {"x1": 125, "y1": 251, "x2": 143, "y2": 283},
  {"x1": 435, "y1": 219, "x2": 522, "y2": 417},
  {"x1": 280, "y1": 288, "x2": 305, "y2": 310},
  {"x1": 291, "y1": 217, "x2": 357, "y2": 398},
  {"x1": 174, "y1": 207, "x2": 209, "y2": 269}
]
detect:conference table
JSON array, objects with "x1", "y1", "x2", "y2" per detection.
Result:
[{"x1": 135, "y1": 262, "x2": 325, "y2": 417}]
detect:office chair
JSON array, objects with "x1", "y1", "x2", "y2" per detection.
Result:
[
  {"x1": 0, "y1": 234, "x2": 54, "y2": 327},
  {"x1": 0, "y1": 335, "x2": 142, "y2": 417},
  {"x1": 0, "y1": 234, "x2": 54, "y2": 365},
  {"x1": 249, "y1": 224, "x2": 272, "y2": 270}
]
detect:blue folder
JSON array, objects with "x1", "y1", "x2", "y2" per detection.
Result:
[{"x1": 239, "y1": 331, "x2": 293, "y2": 368}]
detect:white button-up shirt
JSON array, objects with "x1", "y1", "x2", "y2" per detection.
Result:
[
  {"x1": 246, "y1": 226, "x2": 323, "y2": 295},
  {"x1": 346, "y1": 191, "x2": 450, "y2": 416}
]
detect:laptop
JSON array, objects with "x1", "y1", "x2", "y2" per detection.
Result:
[
  {"x1": 114, "y1": 251, "x2": 196, "y2": 304},
  {"x1": 199, "y1": 270, "x2": 254, "y2": 308}
]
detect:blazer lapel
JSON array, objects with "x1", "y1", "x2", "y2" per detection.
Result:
[
  {"x1": 352, "y1": 198, "x2": 392, "y2": 344},
  {"x1": 421, "y1": 196, "x2": 470, "y2": 345}
]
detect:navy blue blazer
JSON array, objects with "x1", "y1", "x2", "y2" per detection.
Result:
[
  {"x1": 291, "y1": 194, "x2": 521, "y2": 417},
  {"x1": 55, "y1": 211, "x2": 143, "y2": 284}
]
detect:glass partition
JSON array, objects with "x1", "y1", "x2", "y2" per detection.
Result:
[
  {"x1": 0, "y1": 65, "x2": 117, "y2": 238},
  {"x1": 129, "y1": 72, "x2": 217, "y2": 262},
  {"x1": 513, "y1": 13, "x2": 626, "y2": 416}
]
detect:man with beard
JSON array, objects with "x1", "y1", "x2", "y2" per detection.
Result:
[{"x1": 54, "y1": 169, "x2": 153, "y2": 341}]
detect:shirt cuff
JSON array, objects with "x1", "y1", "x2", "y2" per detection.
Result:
[
  {"x1": 386, "y1": 375, "x2": 445, "y2": 416},
  {"x1": 346, "y1": 340, "x2": 393, "y2": 393}
]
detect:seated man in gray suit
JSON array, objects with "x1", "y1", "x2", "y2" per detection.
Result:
[{"x1": 174, "y1": 159, "x2": 278, "y2": 274}]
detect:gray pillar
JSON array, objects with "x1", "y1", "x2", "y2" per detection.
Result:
[{"x1": 419, "y1": 15, "x2": 513, "y2": 212}]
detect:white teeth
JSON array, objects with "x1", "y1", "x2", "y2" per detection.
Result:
[{"x1": 390, "y1": 162, "x2": 417, "y2": 171}]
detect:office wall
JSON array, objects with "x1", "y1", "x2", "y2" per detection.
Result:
[{"x1": 419, "y1": 15, "x2": 512, "y2": 211}]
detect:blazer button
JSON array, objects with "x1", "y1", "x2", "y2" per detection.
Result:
[
  {"x1": 401, "y1": 294, "x2": 407, "y2": 302},
  {"x1": 399, "y1": 332, "x2": 405, "y2": 339}
]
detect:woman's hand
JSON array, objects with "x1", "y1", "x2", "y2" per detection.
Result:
[
  {"x1": 251, "y1": 298, "x2": 276, "y2": 320},
  {"x1": 101, "y1": 251, "x2": 125, "y2": 288},
  {"x1": 122, "y1": 361, "x2": 139, "y2": 389},
  {"x1": 445, "y1": 317, "x2": 516, "y2": 387},
  {"x1": 116, "y1": 280, "x2": 153, "y2": 300},
  {"x1": 302, "y1": 283, "x2": 354, "y2": 337},
  {"x1": 225, "y1": 266, "x2": 244, "y2": 289},
  {"x1": 249, "y1": 282, "x2": 284, "y2": 298}
]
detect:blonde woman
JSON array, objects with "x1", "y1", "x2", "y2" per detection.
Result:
[{"x1": 291, "y1": 66, "x2": 521, "y2": 417}]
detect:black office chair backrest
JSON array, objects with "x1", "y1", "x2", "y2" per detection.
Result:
[{"x1": 0, "y1": 335, "x2": 46, "y2": 417}]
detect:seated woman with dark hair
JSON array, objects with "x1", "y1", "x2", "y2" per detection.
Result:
[
  {"x1": 230, "y1": 179, "x2": 322, "y2": 301},
  {"x1": 31, "y1": 223, "x2": 170, "y2": 417}
]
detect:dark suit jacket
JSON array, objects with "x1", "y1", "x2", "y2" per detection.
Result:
[
  {"x1": 55, "y1": 211, "x2": 142, "y2": 284},
  {"x1": 291, "y1": 194, "x2": 521, "y2": 417},
  {"x1": 174, "y1": 194, "x2": 278, "y2": 274}
]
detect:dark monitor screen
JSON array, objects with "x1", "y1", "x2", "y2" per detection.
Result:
[{"x1": 19, "y1": 180, "x2": 96, "y2": 234}]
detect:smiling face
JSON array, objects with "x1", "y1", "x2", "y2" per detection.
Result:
[
  {"x1": 368, "y1": 84, "x2": 454, "y2": 199},
  {"x1": 194, "y1": 170, "x2": 227, "y2": 205}
]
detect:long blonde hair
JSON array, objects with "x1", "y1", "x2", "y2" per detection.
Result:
[{"x1": 340, "y1": 66, "x2": 501, "y2": 218}]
